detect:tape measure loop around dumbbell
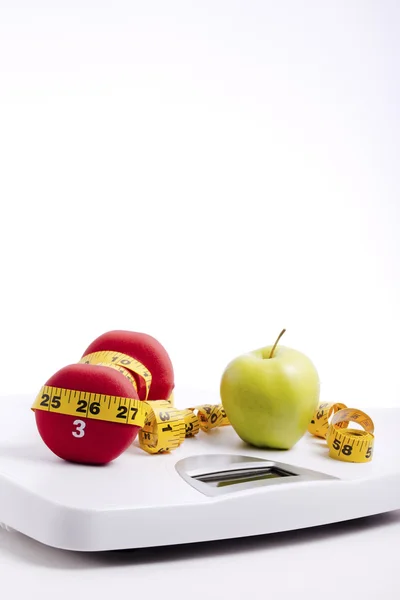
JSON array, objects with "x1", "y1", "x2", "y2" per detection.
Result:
[
  {"x1": 79, "y1": 351, "x2": 152, "y2": 400},
  {"x1": 32, "y1": 386, "x2": 149, "y2": 427},
  {"x1": 31, "y1": 384, "x2": 230, "y2": 456}
]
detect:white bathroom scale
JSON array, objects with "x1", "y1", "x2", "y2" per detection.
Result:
[{"x1": 0, "y1": 390, "x2": 399, "y2": 552}]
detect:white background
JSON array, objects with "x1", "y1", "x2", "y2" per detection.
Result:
[{"x1": 0, "y1": 1, "x2": 399, "y2": 408}]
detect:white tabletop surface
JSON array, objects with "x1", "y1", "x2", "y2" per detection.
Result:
[
  {"x1": 1, "y1": 390, "x2": 399, "y2": 598},
  {"x1": 1, "y1": 510, "x2": 399, "y2": 600}
]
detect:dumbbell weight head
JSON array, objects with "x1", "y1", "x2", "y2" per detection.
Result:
[
  {"x1": 34, "y1": 363, "x2": 141, "y2": 465},
  {"x1": 81, "y1": 330, "x2": 175, "y2": 401}
]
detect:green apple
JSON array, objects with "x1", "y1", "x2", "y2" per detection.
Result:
[{"x1": 220, "y1": 330, "x2": 320, "y2": 450}]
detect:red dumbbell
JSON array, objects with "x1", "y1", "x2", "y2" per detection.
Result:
[{"x1": 33, "y1": 331, "x2": 175, "y2": 465}]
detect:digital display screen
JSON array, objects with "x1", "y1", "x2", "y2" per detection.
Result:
[{"x1": 193, "y1": 466, "x2": 297, "y2": 488}]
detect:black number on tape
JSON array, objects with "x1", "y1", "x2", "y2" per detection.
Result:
[
  {"x1": 332, "y1": 438, "x2": 341, "y2": 450},
  {"x1": 51, "y1": 395, "x2": 61, "y2": 409},
  {"x1": 211, "y1": 413, "x2": 218, "y2": 424},
  {"x1": 116, "y1": 405, "x2": 128, "y2": 419},
  {"x1": 41, "y1": 393, "x2": 61, "y2": 409},
  {"x1": 120, "y1": 359, "x2": 131, "y2": 366},
  {"x1": 316, "y1": 409, "x2": 324, "y2": 419},
  {"x1": 143, "y1": 432, "x2": 151, "y2": 440},
  {"x1": 221, "y1": 409, "x2": 226, "y2": 418},
  {"x1": 40, "y1": 393, "x2": 50, "y2": 407},
  {"x1": 342, "y1": 444, "x2": 352, "y2": 456},
  {"x1": 186, "y1": 422, "x2": 194, "y2": 433},
  {"x1": 90, "y1": 402, "x2": 100, "y2": 415},
  {"x1": 365, "y1": 447, "x2": 372, "y2": 459},
  {"x1": 76, "y1": 400, "x2": 87, "y2": 413},
  {"x1": 130, "y1": 407, "x2": 138, "y2": 420},
  {"x1": 162, "y1": 424, "x2": 173, "y2": 432},
  {"x1": 159, "y1": 412, "x2": 170, "y2": 421}
]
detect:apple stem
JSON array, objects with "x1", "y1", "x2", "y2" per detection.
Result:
[{"x1": 269, "y1": 328, "x2": 286, "y2": 358}]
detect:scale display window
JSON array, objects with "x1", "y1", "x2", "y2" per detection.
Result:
[
  {"x1": 193, "y1": 466, "x2": 297, "y2": 488},
  {"x1": 176, "y1": 455, "x2": 337, "y2": 497}
]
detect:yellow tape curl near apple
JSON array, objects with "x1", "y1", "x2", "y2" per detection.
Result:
[{"x1": 308, "y1": 403, "x2": 375, "y2": 463}]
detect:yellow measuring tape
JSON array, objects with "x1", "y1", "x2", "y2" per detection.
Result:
[
  {"x1": 31, "y1": 385, "x2": 230, "y2": 455},
  {"x1": 79, "y1": 351, "x2": 153, "y2": 400},
  {"x1": 308, "y1": 402, "x2": 375, "y2": 463},
  {"x1": 33, "y1": 350, "x2": 375, "y2": 461},
  {"x1": 307, "y1": 402, "x2": 347, "y2": 439},
  {"x1": 33, "y1": 385, "x2": 148, "y2": 425}
]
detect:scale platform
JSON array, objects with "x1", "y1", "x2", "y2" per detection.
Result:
[{"x1": 0, "y1": 391, "x2": 399, "y2": 552}]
